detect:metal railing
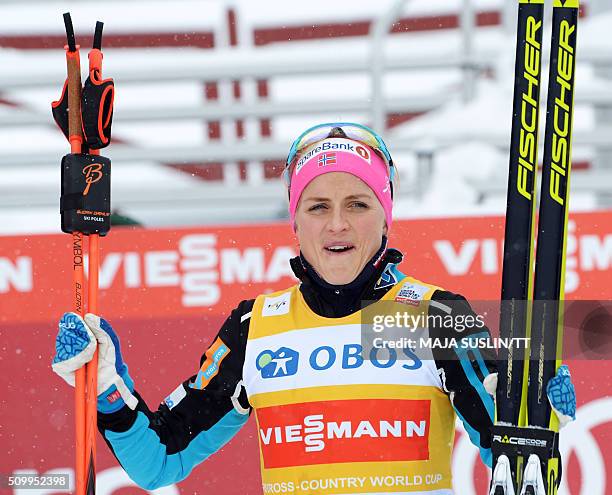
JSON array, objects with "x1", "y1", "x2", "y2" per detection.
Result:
[{"x1": 0, "y1": 95, "x2": 449, "y2": 128}]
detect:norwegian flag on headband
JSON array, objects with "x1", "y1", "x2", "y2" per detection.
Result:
[{"x1": 318, "y1": 152, "x2": 336, "y2": 167}]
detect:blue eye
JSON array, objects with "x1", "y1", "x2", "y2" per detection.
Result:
[{"x1": 308, "y1": 204, "x2": 327, "y2": 211}]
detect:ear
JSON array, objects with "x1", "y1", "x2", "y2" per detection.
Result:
[{"x1": 382, "y1": 221, "x2": 388, "y2": 237}]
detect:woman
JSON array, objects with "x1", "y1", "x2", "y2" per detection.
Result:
[{"x1": 52, "y1": 123, "x2": 573, "y2": 494}]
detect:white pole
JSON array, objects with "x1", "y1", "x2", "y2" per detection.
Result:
[
  {"x1": 370, "y1": 0, "x2": 409, "y2": 133},
  {"x1": 460, "y1": 0, "x2": 476, "y2": 103}
]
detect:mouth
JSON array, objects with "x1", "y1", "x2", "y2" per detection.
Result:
[{"x1": 323, "y1": 243, "x2": 355, "y2": 254}]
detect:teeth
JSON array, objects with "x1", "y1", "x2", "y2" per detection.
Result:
[{"x1": 327, "y1": 245, "x2": 350, "y2": 251}]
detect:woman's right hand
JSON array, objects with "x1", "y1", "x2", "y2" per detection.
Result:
[{"x1": 52, "y1": 312, "x2": 138, "y2": 413}]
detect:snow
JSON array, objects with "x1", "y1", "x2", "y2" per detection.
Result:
[
  {"x1": 392, "y1": 142, "x2": 598, "y2": 220},
  {"x1": 576, "y1": 10, "x2": 612, "y2": 54},
  {"x1": 391, "y1": 79, "x2": 596, "y2": 148}
]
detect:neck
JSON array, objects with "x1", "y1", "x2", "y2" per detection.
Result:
[
  {"x1": 293, "y1": 237, "x2": 389, "y2": 318},
  {"x1": 300, "y1": 236, "x2": 387, "y2": 290}
]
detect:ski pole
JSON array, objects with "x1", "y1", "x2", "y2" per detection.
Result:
[
  {"x1": 84, "y1": 22, "x2": 107, "y2": 495},
  {"x1": 53, "y1": 13, "x2": 114, "y2": 495},
  {"x1": 57, "y1": 13, "x2": 88, "y2": 495}
]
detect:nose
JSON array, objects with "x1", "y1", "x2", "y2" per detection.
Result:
[{"x1": 326, "y1": 206, "x2": 350, "y2": 233}]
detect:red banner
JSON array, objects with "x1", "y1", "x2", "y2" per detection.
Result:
[
  {"x1": 1, "y1": 212, "x2": 611, "y2": 493},
  {"x1": 257, "y1": 399, "x2": 431, "y2": 468},
  {"x1": 2, "y1": 211, "x2": 612, "y2": 325}
]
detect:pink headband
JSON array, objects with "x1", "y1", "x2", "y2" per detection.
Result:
[{"x1": 288, "y1": 138, "x2": 393, "y2": 231}]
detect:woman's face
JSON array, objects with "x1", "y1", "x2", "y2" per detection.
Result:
[{"x1": 294, "y1": 172, "x2": 387, "y2": 285}]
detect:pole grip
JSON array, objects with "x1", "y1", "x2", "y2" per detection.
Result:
[{"x1": 65, "y1": 50, "x2": 84, "y2": 152}]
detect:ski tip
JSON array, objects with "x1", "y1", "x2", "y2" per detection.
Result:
[{"x1": 553, "y1": 0, "x2": 579, "y2": 8}]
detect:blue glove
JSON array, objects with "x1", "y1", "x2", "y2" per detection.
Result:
[
  {"x1": 484, "y1": 364, "x2": 576, "y2": 429},
  {"x1": 546, "y1": 364, "x2": 576, "y2": 428},
  {"x1": 52, "y1": 312, "x2": 138, "y2": 413}
]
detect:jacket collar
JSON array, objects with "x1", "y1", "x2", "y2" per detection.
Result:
[{"x1": 289, "y1": 239, "x2": 404, "y2": 318}]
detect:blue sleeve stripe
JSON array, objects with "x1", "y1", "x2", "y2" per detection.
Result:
[
  {"x1": 454, "y1": 331, "x2": 495, "y2": 468},
  {"x1": 453, "y1": 404, "x2": 493, "y2": 468},
  {"x1": 456, "y1": 331, "x2": 495, "y2": 420},
  {"x1": 105, "y1": 409, "x2": 249, "y2": 490}
]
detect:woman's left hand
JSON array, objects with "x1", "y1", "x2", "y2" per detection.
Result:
[
  {"x1": 546, "y1": 364, "x2": 576, "y2": 428},
  {"x1": 484, "y1": 364, "x2": 576, "y2": 428}
]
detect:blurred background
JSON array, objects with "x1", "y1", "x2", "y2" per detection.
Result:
[
  {"x1": 1, "y1": 0, "x2": 611, "y2": 231},
  {"x1": 1, "y1": 0, "x2": 611, "y2": 494}
]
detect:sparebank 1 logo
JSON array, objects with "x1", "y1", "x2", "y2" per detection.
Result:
[{"x1": 257, "y1": 347, "x2": 299, "y2": 378}]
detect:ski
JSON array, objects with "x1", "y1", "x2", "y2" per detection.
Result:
[
  {"x1": 496, "y1": 0, "x2": 544, "y2": 427},
  {"x1": 528, "y1": 0, "x2": 579, "y2": 433},
  {"x1": 493, "y1": 0, "x2": 545, "y2": 490},
  {"x1": 522, "y1": 1, "x2": 579, "y2": 491},
  {"x1": 492, "y1": 0, "x2": 579, "y2": 493}
]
